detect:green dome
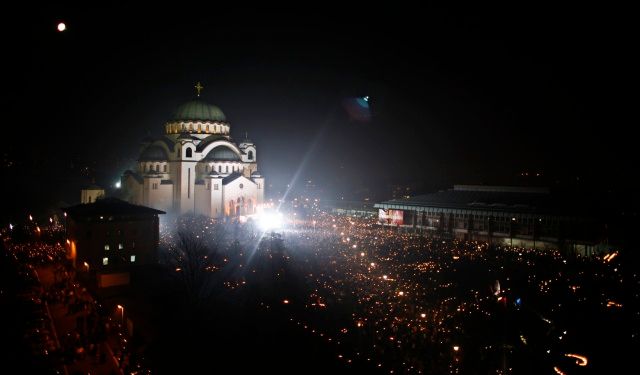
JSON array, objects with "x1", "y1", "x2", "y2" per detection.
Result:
[
  {"x1": 173, "y1": 100, "x2": 226, "y2": 122},
  {"x1": 203, "y1": 146, "x2": 241, "y2": 161}
]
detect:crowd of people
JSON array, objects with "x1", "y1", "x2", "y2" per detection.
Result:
[
  {"x1": 158, "y1": 207, "x2": 631, "y2": 374},
  {"x1": 2, "y1": 222, "x2": 149, "y2": 375},
  {"x1": 3, "y1": 204, "x2": 632, "y2": 374}
]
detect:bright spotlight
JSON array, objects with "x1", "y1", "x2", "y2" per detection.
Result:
[
  {"x1": 115, "y1": 181, "x2": 121, "y2": 189},
  {"x1": 258, "y1": 211, "x2": 283, "y2": 231}
]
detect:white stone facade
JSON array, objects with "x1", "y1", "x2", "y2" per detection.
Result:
[{"x1": 121, "y1": 100, "x2": 265, "y2": 218}]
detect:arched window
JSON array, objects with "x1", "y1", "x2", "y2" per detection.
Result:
[
  {"x1": 206, "y1": 165, "x2": 209, "y2": 172},
  {"x1": 206, "y1": 125, "x2": 209, "y2": 132},
  {"x1": 155, "y1": 164, "x2": 159, "y2": 172},
  {"x1": 186, "y1": 148, "x2": 192, "y2": 158},
  {"x1": 218, "y1": 165, "x2": 222, "y2": 173},
  {"x1": 248, "y1": 150, "x2": 254, "y2": 160},
  {"x1": 163, "y1": 165, "x2": 167, "y2": 172},
  {"x1": 225, "y1": 165, "x2": 229, "y2": 173}
]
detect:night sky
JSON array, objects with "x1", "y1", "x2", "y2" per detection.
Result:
[{"x1": 5, "y1": 4, "x2": 629, "y2": 217}]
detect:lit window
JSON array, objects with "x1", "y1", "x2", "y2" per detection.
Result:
[
  {"x1": 118, "y1": 243, "x2": 124, "y2": 250},
  {"x1": 103, "y1": 257, "x2": 109, "y2": 265},
  {"x1": 130, "y1": 255, "x2": 136, "y2": 263},
  {"x1": 104, "y1": 244, "x2": 110, "y2": 251}
]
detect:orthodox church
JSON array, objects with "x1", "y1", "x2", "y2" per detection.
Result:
[{"x1": 121, "y1": 84, "x2": 265, "y2": 217}]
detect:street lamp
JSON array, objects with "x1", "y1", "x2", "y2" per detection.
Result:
[{"x1": 117, "y1": 304, "x2": 124, "y2": 324}]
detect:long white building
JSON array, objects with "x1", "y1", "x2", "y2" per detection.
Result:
[{"x1": 121, "y1": 95, "x2": 265, "y2": 218}]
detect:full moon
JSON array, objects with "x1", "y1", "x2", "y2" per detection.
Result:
[{"x1": 57, "y1": 22, "x2": 66, "y2": 32}]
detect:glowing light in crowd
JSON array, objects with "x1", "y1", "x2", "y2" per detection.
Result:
[
  {"x1": 453, "y1": 346, "x2": 459, "y2": 352},
  {"x1": 565, "y1": 354, "x2": 588, "y2": 367},
  {"x1": 258, "y1": 211, "x2": 284, "y2": 231},
  {"x1": 520, "y1": 335, "x2": 527, "y2": 345},
  {"x1": 57, "y1": 22, "x2": 66, "y2": 32},
  {"x1": 603, "y1": 252, "x2": 618, "y2": 262},
  {"x1": 115, "y1": 181, "x2": 121, "y2": 188},
  {"x1": 283, "y1": 299, "x2": 290, "y2": 304}
]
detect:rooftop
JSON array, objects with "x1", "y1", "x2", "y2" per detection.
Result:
[{"x1": 64, "y1": 197, "x2": 166, "y2": 217}]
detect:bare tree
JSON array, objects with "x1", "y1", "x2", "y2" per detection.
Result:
[{"x1": 166, "y1": 230, "x2": 221, "y2": 308}]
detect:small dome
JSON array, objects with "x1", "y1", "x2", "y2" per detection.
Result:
[
  {"x1": 139, "y1": 145, "x2": 168, "y2": 161},
  {"x1": 203, "y1": 146, "x2": 241, "y2": 161},
  {"x1": 173, "y1": 100, "x2": 226, "y2": 122}
]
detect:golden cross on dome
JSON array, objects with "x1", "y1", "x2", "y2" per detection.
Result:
[{"x1": 195, "y1": 82, "x2": 204, "y2": 97}]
